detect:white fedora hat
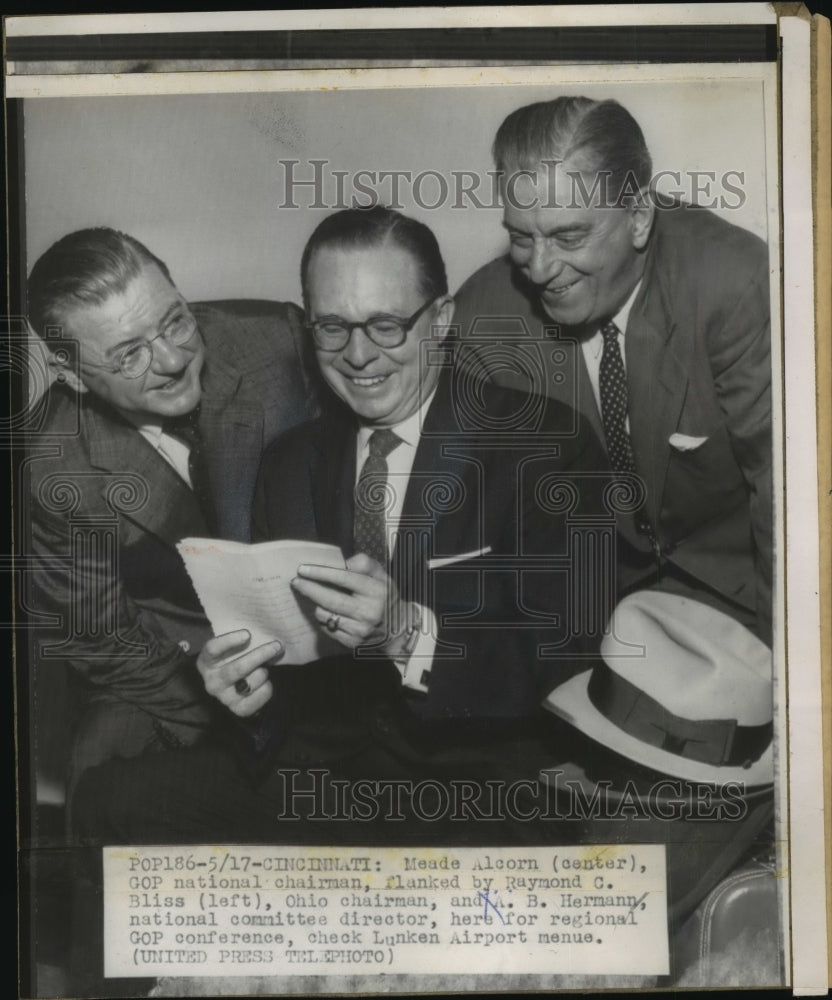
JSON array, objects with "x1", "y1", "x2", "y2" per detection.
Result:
[{"x1": 543, "y1": 591, "x2": 773, "y2": 786}]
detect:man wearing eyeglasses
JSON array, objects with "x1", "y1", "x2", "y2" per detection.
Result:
[
  {"x1": 73, "y1": 207, "x2": 609, "y2": 844},
  {"x1": 26, "y1": 227, "x2": 317, "y2": 782}
]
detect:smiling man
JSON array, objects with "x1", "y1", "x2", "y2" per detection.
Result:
[
  {"x1": 26, "y1": 228, "x2": 317, "y2": 783},
  {"x1": 454, "y1": 96, "x2": 773, "y2": 646},
  {"x1": 73, "y1": 207, "x2": 610, "y2": 845}
]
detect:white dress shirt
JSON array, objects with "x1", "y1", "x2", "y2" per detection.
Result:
[
  {"x1": 355, "y1": 389, "x2": 438, "y2": 694},
  {"x1": 128, "y1": 418, "x2": 194, "y2": 487},
  {"x1": 580, "y1": 279, "x2": 642, "y2": 433}
]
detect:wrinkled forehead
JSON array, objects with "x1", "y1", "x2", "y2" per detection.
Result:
[
  {"x1": 58, "y1": 262, "x2": 182, "y2": 351},
  {"x1": 502, "y1": 156, "x2": 612, "y2": 213}
]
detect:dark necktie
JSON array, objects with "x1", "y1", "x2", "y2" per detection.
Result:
[
  {"x1": 164, "y1": 407, "x2": 217, "y2": 534},
  {"x1": 354, "y1": 428, "x2": 402, "y2": 565},
  {"x1": 598, "y1": 321, "x2": 657, "y2": 550},
  {"x1": 599, "y1": 321, "x2": 635, "y2": 475}
]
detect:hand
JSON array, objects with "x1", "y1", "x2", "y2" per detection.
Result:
[
  {"x1": 291, "y1": 553, "x2": 408, "y2": 656},
  {"x1": 196, "y1": 630, "x2": 284, "y2": 717}
]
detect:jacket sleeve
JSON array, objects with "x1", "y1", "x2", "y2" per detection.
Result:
[
  {"x1": 706, "y1": 253, "x2": 773, "y2": 646},
  {"x1": 27, "y1": 479, "x2": 213, "y2": 740}
]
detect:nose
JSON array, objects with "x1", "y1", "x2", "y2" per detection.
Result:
[
  {"x1": 149, "y1": 335, "x2": 190, "y2": 373},
  {"x1": 526, "y1": 239, "x2": 564, "y2": 287},
  {"x1": 340, "y1": 325, "x2": 379, "y2": 369}
]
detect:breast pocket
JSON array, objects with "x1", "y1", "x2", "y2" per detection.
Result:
[{"x1": 662, "y1": 423, "x2": 746, "y2": 535}]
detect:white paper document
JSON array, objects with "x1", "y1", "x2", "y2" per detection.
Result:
[{"x1": 177, "y1": 537, "x2": 346, "y2": 664}]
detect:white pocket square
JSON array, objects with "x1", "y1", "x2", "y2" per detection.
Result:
[
  {"x1": 428, "y1": 546, "x2": 492, "y2": 570},
  {"x1": 669, "y1": 432, "x2": 708, "y2": 452}
]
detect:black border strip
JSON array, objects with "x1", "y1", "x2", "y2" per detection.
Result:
[{"x1": 8, "y1": 25, "x2": 778, "y2": 64}]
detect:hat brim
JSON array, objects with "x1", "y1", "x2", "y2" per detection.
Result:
[{"x1": 543, "y1": 669, "x2": 773, "y2": 787}]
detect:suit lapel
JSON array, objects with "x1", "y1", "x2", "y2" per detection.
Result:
[
  {"x1": 198, "y1": 353, "x2": 264, "y2": 541},
  {"x1": 310, "y1": 408, "x2": 357, "y2": 554},
  {"x1": 625, "y1": 264, "x2": 689, "y2": 528},
  {"x1": 524, "y1": 303, "x2": 605, "y2": 443},
  {"x1": 391, "y1": 373, "x2": 473, "y2": 606},
  {"x1": 84, "y1": 400, "x2": 207, "y2": 545},
  {"x1": 563, "y1": 335, "x2": 605, "y2": 442}
]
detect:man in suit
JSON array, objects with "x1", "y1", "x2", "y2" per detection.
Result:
[
  {"x1": 26, "y1": 228, "x2": 317, "y2": 782},
  {"x1": 72, "y1": 206, "x2": 609, "y2": 845},
  {"x1": 453, "y1": 97, "x2": 773, "y2": 646}
]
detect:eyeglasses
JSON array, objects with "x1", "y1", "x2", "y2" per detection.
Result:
[
  {"x1": 81, "y1": 309, "x2": 199, "y2": 380},
  {"x1": 306, "y1": 297, "x2": 435, "y2": 352}
]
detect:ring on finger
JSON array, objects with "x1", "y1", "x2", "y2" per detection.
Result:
[
  {"x1": 234, "y1": 678, "x2": 251, "y2": 696},
  {"x1": 325, "y1": 614, "x2": 341, "y2": 633}
]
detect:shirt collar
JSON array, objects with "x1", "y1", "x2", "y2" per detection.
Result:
[
  {"x1": 585, "y1": 280, "x2": 643, "y2": 360},
  {"x1": 357, "y1": 385, "x2": 438, "y2": 455},
  {"x1": 119, "y1": 409, "x2": 164, "y2": 443},
  {"x1": 612, "y1": 278, "x2": 643, "y2": 337}
]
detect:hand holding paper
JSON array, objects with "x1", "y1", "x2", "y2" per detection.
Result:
[
  {"x1": 177, "y1": 537, "x2": 347, "y2": 665},
  {"x1": 292, "y1": 552, "x2": 408, "y2": 657},
  {"x1": 197, "y1": 630, "x2": 283, "y2": 717}
]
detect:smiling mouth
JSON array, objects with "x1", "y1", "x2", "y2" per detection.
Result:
[
  {"x1": 154, "y1": 369, "x2": 190, "y2": 392},
  {"x1": 544, "y1": 278, "x2": 581, "y2": 297},
  {"x1": 347, "y1": 374, "x2": 390, "y2": 388}
]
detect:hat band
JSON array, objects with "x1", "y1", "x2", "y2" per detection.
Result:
[{"x1": 587, "y1": 664, "x2": 772, "y2": 769}]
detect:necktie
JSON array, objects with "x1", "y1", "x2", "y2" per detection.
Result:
[
  {"x1": 599, "y1": 321, "x2": 635, "y2": 475},
  {"x1": 164, "y1": 407, "x2": 217, "y2": 534},
  {"x1": 598, "y1": 321, "x2": 657, "y2": 550},
  {"x1": 354, "y1": 428, "x2": 402, "y2": 565}
]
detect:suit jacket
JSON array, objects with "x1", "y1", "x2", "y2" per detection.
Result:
[
  {"x1": 452, "y1": 205, "x2": 772, "y2": 645},
  {"x1": 27, "y1": 300, "x2": 318, "y2": 747},
  {"x1": 251, "y1": 359, "x2": 609, "y2": 763}
]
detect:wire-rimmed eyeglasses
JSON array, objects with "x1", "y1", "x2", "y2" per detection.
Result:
[{"x1": 80, "y1": 310, "x2": 200, "y2": 380}]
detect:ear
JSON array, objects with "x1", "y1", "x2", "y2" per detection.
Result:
[
  {"x1": 629, "y1": 191, "x2": 655, "y2": 250},
  {"x1": 47, "y1": 351, "x2": 88, "y2": 393},
  {"x1": 432, "y1": 295, "x2": 456, "y2": 342}
]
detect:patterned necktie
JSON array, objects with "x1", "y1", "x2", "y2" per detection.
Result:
[
  {"x1": 354, "y1": 428, "x2": 402, "y2": 565},
  {"x1": 598, "y1": 321, "x2": 657, "y2": 550},
  {"x1": 164, "y1": 407, "x2": 217, "y2": 534}
]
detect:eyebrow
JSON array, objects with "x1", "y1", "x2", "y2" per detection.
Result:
[
  {"x1": 103, "y1": 300, "x2": 185, "y2": 360},
  {"x1": 502, "y1": 220, "x2": 591, "y2": 238},
  {"x1": 310, "y1": 309, "x2": 411, "y2": 323}
]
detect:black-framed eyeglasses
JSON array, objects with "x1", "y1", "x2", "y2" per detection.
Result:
[
  {"x1": 306, "y1": 297, "x2": 435, "y2": 352},
  {"x1": 80, "y1": 309, "x2": 199, "y2": 380}
]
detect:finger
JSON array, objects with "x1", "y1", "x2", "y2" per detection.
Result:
[
  {"x1": 231, "y1": 678, "x2": 274, "y2": 718},
  {"x1": 296, "y1": 563, "x2": 383, "y2": 595},
  {"x1": 202, "y1": 629, "x2": 252, "y2": 664},
  {"x1": 312, "y1": 605, "x2": 363, "y2": 637},
  {"x1": 291, "y1": 577, "x2": 366, "y2": 616},
  {"x1": 230, "y1": 664, "x2": 271, "y2": 696},
  {"x1": 201, "y1": 640, "x2": 283, "y2": 694},
  {"x1": 345, "y1": 553, "x2": 388, "y2": 580}
]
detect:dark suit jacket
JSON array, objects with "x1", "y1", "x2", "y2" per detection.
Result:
[
  {"x1": 27, "y1": 300, "x2": 318, "y2": 750},
  {"x1": 453, "y1": 205, "x2": 772, "y2": 644},
  {"x1": 251, "y1": 358, "x2": 609, "y2": 764}
]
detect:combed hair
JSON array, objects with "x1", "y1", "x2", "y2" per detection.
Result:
[
  {"x1": 493, "y1": 96, "x2": 653, "y2": 202},
  {"x1": 27, "y1": 228, "x2": 173, "y2": 338},
  {"x1": 300, "y1": 206, "x2": 448, "y2": 308}
]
